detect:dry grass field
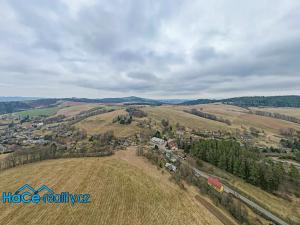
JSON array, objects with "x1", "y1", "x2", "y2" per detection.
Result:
[
  {"x1": 0, "y1": 153, "x2": 9, "y2": 160},
  {"x1": 76, "y1": 109, "x2": 141, "y2": 137},
  {"x1": 250, "y1": 107, "x2": 300, "y2": 119},
  {"x1": 143, "y1": 106, "x2": 229, "y2": 131},
  {"x1": 176, "y1": 103, "x2": 300, "y2": 146},
  {"x1": 56, "y1": 102, "x2": 101, "y2": 117},
  {"x1": 180, "y1": 103, "x2": 300, "y2": 133},
  {"x1": 0, "y1": 149, "x2": 230, "y2": 225}
]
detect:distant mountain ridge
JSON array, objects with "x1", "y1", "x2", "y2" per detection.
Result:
[
  {"x1": 0, "y1": 96, "x2": 163, "y2": 114},
  {"x1": 0, "y1": 96, "x2": 41, "y2": 102},
  {"x1": 1, "y1": 95, "x2": 300, "y2": 115}
]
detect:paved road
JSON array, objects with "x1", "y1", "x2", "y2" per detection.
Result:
[
  {"x1": 192, "y1": 167, "x2": 289, "y2": 225},
  {"x1": 154, "y1": 143, "x2": 289, "y2": 225}
]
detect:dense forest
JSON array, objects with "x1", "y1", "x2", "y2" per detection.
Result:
[
  {"x1": 0, "y1": 101, "x2": 31, "y2": 114},
  {"x1": 189, "y1": 139, "x2": 299, "y2": 192},
  {"x1": 181, "y1": 99, "x2": 218, "y2": 105},
  {"x1": 0, "y1": 99, "x2": 60, "y2": 114},
  {"x1": 182, "y1": 96, "x2": 300, "y2": 107},
  {"x1": 223, "y1": 96, "x2": 300, "y2": 107}
]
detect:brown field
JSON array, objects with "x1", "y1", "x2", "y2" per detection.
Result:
[
  {"x1": 76, "y1": 109, "x2": 141, "y2": 137},
  {"x1": 0, "y1": 149, "x2": 231, "y2": 225},
  {"x1": 0, "y1": 153, "x2": 9, "y2": 160},
  {"x1": 177, "y1": 103, "x2": 300, "y2": 146},
  {"x1": 250, "y1": 107, "x2": 300, "y2": 119},
  {"x1": 180, "y1": 103, "x2": 300, "y2": 133},
  {"x1": 56, "y1": 102, "x2": 101, "y2": 117},
  {"x1": 143, "y1": 106, "x2": 229, "y2": 131}
]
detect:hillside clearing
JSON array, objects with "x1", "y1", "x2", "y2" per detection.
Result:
[
  {"x1": 143, "y1": 106, "x2": 229, "y2": 131},
  {"x1": 76, "y1": 109, "x2": 141, "y2": 137}
]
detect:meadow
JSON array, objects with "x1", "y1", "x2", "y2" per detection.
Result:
[{"x1": 14, "y1": 107, "x2": 60, "y2": 118}]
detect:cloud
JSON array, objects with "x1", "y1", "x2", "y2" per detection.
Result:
[
  {"x1": 0, "y1": 0, "x2": 299, "y2": 98},
  {"x1": 193, "y1": 47, "x2": 226, "y2": 62}
]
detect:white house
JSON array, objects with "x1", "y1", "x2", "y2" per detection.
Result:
[{"x1": 150, "y1": 137, "x2": 166, "y2": 146}]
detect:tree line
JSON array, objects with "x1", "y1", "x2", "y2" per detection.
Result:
[
  {"x1": 126, "y1": 107, "x2": 147, "y2": 118},
  {"x1": 250, "y1": 110, "x2": 300, "y2": 124},
  {"x1": 0, "y1": 144, "x2": 113, "y2": 171},
  {"x1": 112, "y1": 114, "x2": 132, "y2": 124},
  {"x1": 185, "y1": 109, "x2": 232, "y2": 125}
]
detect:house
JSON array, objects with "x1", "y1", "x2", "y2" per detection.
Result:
[
  {"x1": 166, "y1": 139, "x2": 178, "y2": 150},
  {"x1": 208, "y1": 176, "x2": 224, "y2": 193},
  {"x1": 165, "y1": 163, "x2": 177, "y2": 172},
  {"x1": 151, "y1": 137, "x2": 166, "y2": 146}
]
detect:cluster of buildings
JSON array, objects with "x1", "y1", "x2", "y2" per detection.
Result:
[
  {"x1": 0, "y1": 122, "x2": 49, "y2": 154},
  {"x1": 150, "y1": 137, "x2": 180, "y2": 171},
  {"x1": 150, "y1": 137, "x2": 178, "y2": 151}
]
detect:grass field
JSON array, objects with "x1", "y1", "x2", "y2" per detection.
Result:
[
  {"x1": 15, "y1": 107, "x2": 60, "y2": 118},
  {"x1": 250, "y1": 107, "x2": 300, "y2": 119},
  {"x1": 76, "y1": 109, "x2": 141, "y2": 137},
  {"x1": 0, "y1": 151, "x2": 227, "y2": 225},
  {"x1": 180, "y1": 104, "x2": 300, "y2": 133},
  {"x1": 143, "y1": 106, "x2": 229, "y2": 131},
  {"x1": 56, "y1": 103, "x2": 100, "y2": 117},
  {"x1": 177, "y1": 103, "x2": 300, "y2": 146}
]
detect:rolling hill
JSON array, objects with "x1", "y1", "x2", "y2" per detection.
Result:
[{"x1": 0, "y1": 150, "x2": 229, "y2": 225}]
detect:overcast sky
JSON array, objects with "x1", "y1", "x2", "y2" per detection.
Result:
[{"x1": 0, "y1": 0, "x2": 300, "y2": 99}]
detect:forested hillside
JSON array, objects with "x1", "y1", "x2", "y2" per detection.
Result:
[
  {"x1": 182, "y1": 96, "x2": 300, "y2": 107},
  {"x1": 224, "y1": 96, "x2": 300, "y2": 107},
  {"x1": 190, "y1": 139, "x2": 299, "y2": 192}
]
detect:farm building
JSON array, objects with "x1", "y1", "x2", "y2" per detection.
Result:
[
  {"x1": 151, "y1": 137, "x2": 166, "y2": 146},
  {"x1": 208, "y1": 177, "x2": 224, "y2": 193}
]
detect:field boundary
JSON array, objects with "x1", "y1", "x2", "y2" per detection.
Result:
[{"x1": 195, "y1": 195, "x2": 235, "y2": 225}]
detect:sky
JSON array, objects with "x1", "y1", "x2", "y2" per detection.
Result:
[{"x1": 0, "y1": 0, "x2": 300, "y2": 99}]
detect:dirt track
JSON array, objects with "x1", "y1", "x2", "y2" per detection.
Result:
[{"x1": 195, "y1": 195, "x2": 235, "y2": 225}]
